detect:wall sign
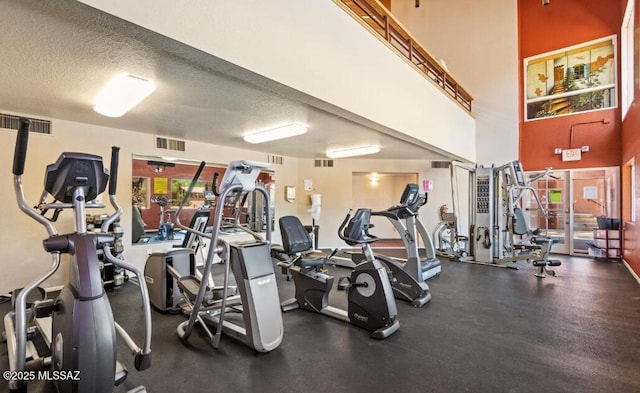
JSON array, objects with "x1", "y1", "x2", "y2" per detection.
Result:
[
  {"x1": 562, "y1": 148, "x2": 582, "y2": 161},
  {"x1": 153, "y1": 177, "x2": 168, "y2": 194}
]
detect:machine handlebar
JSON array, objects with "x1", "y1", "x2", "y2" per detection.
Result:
[
  {"x1": 337, "y1": 210, "x2": 353, "y2": 243},
  {"x1": 108, "y1": 146, "x2": 120, "y2": 195},
  {"x1": 212, "y1": 172, "x2": 220, "y2": 196},
  {"x1": 337, "y1": 209, "x2": 378, "y2": 245},
  {"x1": 12, "y1": 118, "x2": 31, "y2": 176},
  {"x1": 179, "y1": 161, "x2": 206, "y2": 207}
]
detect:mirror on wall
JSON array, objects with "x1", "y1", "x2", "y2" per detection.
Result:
[{"x1": 131, "y1": 155, "x2": 275, "y2": 245}]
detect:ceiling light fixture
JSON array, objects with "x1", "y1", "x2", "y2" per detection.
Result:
[
  {"x1": 243, "y1": 122, "x2": 308, "y2": 144},
  {"x1": 93, "y1": 74, "x2": 156, "y2": 117},
  {"x1": 326, "y1": 145, "x2": 381, "y2": 159}
]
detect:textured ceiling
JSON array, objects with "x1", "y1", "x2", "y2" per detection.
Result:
[{"x1": 0, "y1": 0, "x2": 450, "y2": 161}]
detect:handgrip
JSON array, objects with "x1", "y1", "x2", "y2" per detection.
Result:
[
  {"x1": 212, "y1": 172, "x2": 220, "y2": 196},
  {"x1": 108, "y1": 146, "x2": 120, "y2": 195},
  {"x1": 179, "y1": 161, "x2": 206, "y2": 206},
  {"x1": 12, "y1": 118, "x2": 31, "y2": 175},
  {"x1": 336, "y1": 210, "x2": 353, "y2": 242}
]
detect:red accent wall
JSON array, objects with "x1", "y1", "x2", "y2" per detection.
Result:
[
  {"x1": 132, "y1": 159, "x2": 224, "y2": 230},
  {"x1": 621, "y1": 0, "x2": 640, "y2": 276},
  {"x1": 518, "y1": 0, "x2": 622, "y2": 171},
  {"x1": 132, "y1": 159, "x2": 273, "y2": 232}
]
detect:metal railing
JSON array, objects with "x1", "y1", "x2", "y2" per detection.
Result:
[{"x1": 336, "y1": 0, "x2": 473, "y2": 112}]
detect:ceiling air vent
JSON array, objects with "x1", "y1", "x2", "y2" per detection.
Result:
[
  {"x1": 0, "y1": 113, "x2": 51, "y2": 134},
  {"x1": 156, "y1": 136, "x2": 186, "y2": 152},
  {"x1": 314, "y1": 159, "x2": 334, "y2": 168},
  {"x1": 267, "y1": 155, "x2": 284, "y2": 165},
  {"x1": 431, "y1": 161, "x2": 451, "y2": 169}
]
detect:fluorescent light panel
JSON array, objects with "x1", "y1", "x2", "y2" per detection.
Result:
[
  {"x1": 326, "y1": 145, "x2": 381, "y2": 159},
  {"x1": 94, "y1": 74, "x2": 156, "y2": 117},
  {"x1": 243, "y1": 122, "x2": 307, "y2": 144}
]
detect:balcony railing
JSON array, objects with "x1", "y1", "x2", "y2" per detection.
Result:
[{"x1": 335, "y1": 0, "x2": 473, "y2": 112}]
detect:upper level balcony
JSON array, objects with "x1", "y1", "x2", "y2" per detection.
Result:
[{"x1": 337, "y1": 0, "x2": 473, "y2": 113}]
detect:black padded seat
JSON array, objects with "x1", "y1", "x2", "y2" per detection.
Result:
[
  {"x1": 298, "y1": 251, "x2": 327, "y2": 268},
  {"x1": 279, "y1": 215, "x2": 327, "y2": 268}
]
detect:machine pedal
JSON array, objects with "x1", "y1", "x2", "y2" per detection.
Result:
[
  {"x1": 33, "y1": 299, "x2": 56, "y2": 318},
  {"x1": 177, "y1": 276, "x2": 202, "y2": 300},
  {"x1": 337, "y1": 276, "x2": 351, "y2": 291},
  {"x1": 115, "y1": 360, "x2": 128, "y2": 386},
  {"x1": 532, "y1": 260, "x2": 547, "y2": 267},
  {"x1": 548, "y1": 260, "x2": 562, "y2": 266}
]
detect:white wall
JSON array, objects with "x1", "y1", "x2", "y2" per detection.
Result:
[
  {"x1": 291, "y1": 158, "x2": 455, "y2": 249},
  {"x1": 391, "y1": 0, "x2": 519, "y2": 165},
  {"x1": 0, "y1": 113, "x2": 299, "y2": 293},
  {"x1": 79, "y1": 0, "x2": 476, "y2": 162},
  {"x1": 0, "y1": 114, "x2": 469, "y2": 293},
  {"x1": 0, "y1": 1, "x2": 494, "y2": 292}
]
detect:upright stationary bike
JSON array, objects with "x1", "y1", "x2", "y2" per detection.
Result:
[
  {"x1": 4, "y1": 119, "x2": 152, "y2": 393},
  {"x1": 280, "y1": 209, "x2": 400, "y2": 339},
  {"x1": 151, "y1": 195, "x2": 175, "y2": 241}
]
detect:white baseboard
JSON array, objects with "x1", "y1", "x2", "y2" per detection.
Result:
[{"x1": 622, "y1": 259, "x2": 640, "y2": 285}]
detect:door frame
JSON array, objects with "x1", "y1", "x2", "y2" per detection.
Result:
[{"x1": 526, "y1": 166, "x2": 620, "y2": 256}]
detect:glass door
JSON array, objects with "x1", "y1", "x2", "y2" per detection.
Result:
[
  {"x1": 526, "y1": 170, "x2": 570, "y2": 254},
  {"x1": 526, "y1": 167, "x2": 620, "y2": 256},
  {"x1": 570, "y1": 168, "x2": 620, "y2": 254}
]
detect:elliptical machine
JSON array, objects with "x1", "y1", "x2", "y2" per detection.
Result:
[
  {"x1": 280, "y1": 209, "x2": 400, "y2": 339},
  {"x1": 4, "y1": 119, "x2": 152, "y2": 392},
  {"x1": 146, "y1": 160, "x2": 283, "y2": 352}
]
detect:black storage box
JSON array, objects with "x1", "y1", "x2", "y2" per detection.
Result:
[{"x1": 597, "y1": 216, "x2": 621, "y2": 230}]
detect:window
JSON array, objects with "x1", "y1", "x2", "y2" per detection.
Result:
[
  {"x1": 622, "y1": 158, "x2": 636, "y2": 222},
  {"x1": 132, "y1": 177, "x2": 150, "y2": 208},
  {"x1": 524, "y1": 36, "x2": 617, "y2": 121},
  {"x1": 621, "y1": 0, "x2": 635, "y2": 119}
]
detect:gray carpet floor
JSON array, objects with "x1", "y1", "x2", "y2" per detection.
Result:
[{"x1": 2, "y1": 254, "x2": 639, "y2": 393}]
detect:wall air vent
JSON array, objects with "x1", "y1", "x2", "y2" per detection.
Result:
[
  {"x1": 267, "y1": 155, "x2": 284, "y2": 165},
  {"x1": 314, "y1": 159, "x2": 334, "y2": 168},
  {"x1": 431, "y1": 161, "x2": 451, "y2": 169},
  {"x1": 0, "y1": 113, "x2": 51, "y2": 134},
  {"x1": 156, "y1": 136, "x2": 186, "y2": 152}
]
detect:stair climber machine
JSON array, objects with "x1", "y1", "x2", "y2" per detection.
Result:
[
  {"x1": 145, "y1": 160, "x2": 283, "y2": 352},
  {"x1": 4, "y1": 119, "x2": 152, "y2": 393},
  {"x1": 279, "y1": 209, "x2": 400, "y2": 339},
  {"x1": 446, "y1": 160, "x2": 561, "y2": 277}
]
